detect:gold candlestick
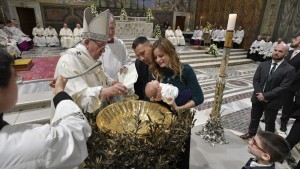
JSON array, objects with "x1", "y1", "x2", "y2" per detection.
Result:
[{"x1": 196, "y1": 14, "x2": 237, "y2": 145}]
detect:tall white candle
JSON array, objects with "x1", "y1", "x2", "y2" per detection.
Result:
[{"x1": 226, "y1": 14, "x2": 237, "y2": 30}]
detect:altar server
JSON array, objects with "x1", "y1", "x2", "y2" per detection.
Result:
[
  {"x1": 0, "y1": 49, "x2": 92, "y2": 169},
  {"x1": 73, "y1": 23, "x2": 83, "y2": 45},
  {"x1": 100, "y1": 13, "x2": 132, "y2": 103}
]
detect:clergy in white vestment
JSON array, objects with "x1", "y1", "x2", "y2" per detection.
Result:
[
  {"x1": 0, "y1": 50, "x2": 92, "y2": 169},
  {"x1": 165, "y1": 26, "x2": 178, "y2": 46},
  {"x1": 4, "y1": 20, "x2": 33, "y2": 51},
  {"x1": 0, "y1": 22, "x2": 21, "y2": 57},
  {"x1": 212, "y1": 26, "x2": 220, "y2": 44},
  {"x1": 247, "y1": 35, "x2": 265, "y2": 61},
  {"x1": 54, "y1": 9, "x2": 127, "y2": 113},
  {"x1": 44, "y1": 25, "x2": 60, "y2": 47},
  {"x1": 32, "y1": 23, "x2": 47, "y2": 47},
  {"x1": 233, "y1": 26, "x2": 244, "y2": 44},
  {"x1": 174, "y1": 26, "x2": 185, "y2": 46},
  {"x1": 191, "y1": 26, "x2": 203, "y2": 45},
  {"x1": 258, "y1": 36, "x2": 273, "y2": 61},
  {"x1": 59, "y1": 23, "x2": 74, "y2": 49},
  {"x1": 217, "y1": 25, "x2": 225, "y2": 48},
  {"x1": 100, "y1": 13, "x2": 132, "y2": 103},
  {"x1": 73, "y1": 23, "x2": 83, "y2": 45}
]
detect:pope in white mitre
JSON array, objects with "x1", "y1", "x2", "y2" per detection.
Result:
[{"x1": 54, "y1": 8, "x2": 127, "y2": 114}]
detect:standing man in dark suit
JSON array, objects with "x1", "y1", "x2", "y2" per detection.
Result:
[
  {"x1": 280, "y1": 35, "x2": 300, "y2": 132},
  {"x1": 240, "y1": 44, "x2": 295, "y2": 139},
  {"x1": 286, "y1": 89, "x2": 300, "y2": 168}
]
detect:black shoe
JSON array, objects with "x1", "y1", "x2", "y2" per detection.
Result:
[
  {"x1": 280, "y1": 124, "x2": 287, "y2": 132},
  {"x1": 260, "y1": 119, "x2": 265, "y2": 123},
  {"x1": 240, "y1": 133, "x2": 254, "y2": 140}
]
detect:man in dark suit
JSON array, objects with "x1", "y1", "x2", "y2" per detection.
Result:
[
  {"x1": 286, "y1": 89, "x2": 300, "y2": 168},
  {"x1": 132, "y1": 37, "x2": 152, "y2": 100},
  {"x1": 280, "y1": 35, "x2": 300, "y2": 132},
  {"x1": 241, "y1": 44, "x2": 295, "y2": 139}
]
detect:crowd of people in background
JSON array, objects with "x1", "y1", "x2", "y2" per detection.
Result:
[{"x1": 0, "y1": 18, "x2": 86, "y2": 59}]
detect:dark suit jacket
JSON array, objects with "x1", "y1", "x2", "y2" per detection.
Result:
[
  {"x1": 291, "y1": 89, "x2": 300, "y2": 119},
  {"x1": 134, "y1": 59, "x2": 150, "y2": 101},
  {"x1": 252, "y1": 60, "x2": 295, "y2": 109},
  {"x1": 284, "y1": 50, "x2": 300, "y2": 91}
]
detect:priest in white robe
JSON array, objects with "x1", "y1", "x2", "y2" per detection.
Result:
[
  {"x1": 100, "y1": 13, "x2": 132, "y2": 103},
  {"x1": 54, "y1": 9, "x2": 127, "y2": 113},
  {"x1": 174, "y1": 26, "x2": 185, "y2": 46},
  {"x1": 0, "y1": 22, "x2": 21, "y2": 58},
  {"x1": 59, "y1": 23, "x2": 74, "y2": 49},
  {"x1": 233, "y1": 26, "x2": 244, "y2": 48},
  {"x1": 165, "y1": 26, "x2": 178, "y2": 46},
  {"x1": 32, "y1": 23, "x2": 47, "y2": 47},
  {"x1": 44, "y1": 25, "x2": 60, "y2": 47},
  {"x1": 191, "y1": 26, "x2": 203, "y2": 45},
  {"x1": 4, "y1": 20, "x2": 33, "y2": 51},
  {"x1": 247, "y1": 35, "x2": 265, "y2": 61},
  {"x1": 73, "y1": 23, "x2": 83, "y2": 45}
]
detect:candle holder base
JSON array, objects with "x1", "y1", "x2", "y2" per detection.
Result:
[{"x1": 195, "y1": 116, "x2": 228, "y2": 146}]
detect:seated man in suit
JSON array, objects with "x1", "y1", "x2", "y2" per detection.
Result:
[{"x1": 240, "y1": 44, "x2": 295, "y2": 139}]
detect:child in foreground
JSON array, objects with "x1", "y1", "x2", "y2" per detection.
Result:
[{"x1": 242, "y1": 131, "x2": 290, "y2": 169}]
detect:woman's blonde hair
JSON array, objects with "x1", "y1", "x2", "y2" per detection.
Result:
[{"x1": 149, "y1": 38, "x2": 182, "y2": 80}]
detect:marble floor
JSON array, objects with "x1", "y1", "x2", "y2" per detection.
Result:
[{"x1": 8, "y1": 45, "x2": 299, "y2": 168}]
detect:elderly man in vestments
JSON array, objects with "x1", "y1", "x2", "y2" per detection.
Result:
[
  {"x1": 100, "y1": 13, "x2": 132, "y2": 103},
  {"x1": 4, "y1": 20, "x2": 33, "y2": 51},
  {"x1": 0, "y1": 21, "x2": 21, "y2": 58},
  {"x1": 32, "y1": 23, "x2": 47, "y2": 47},
  {"x1": 175, "y1": 26, "x2": 185, "y2": 46},
  {"x1": 54, "y1": 9, "x2": 127, "y2": 114},
  {"x1": 59, "y1": 23, "x2": 74, "y2": 49},
  {"x1": 73, "y1": 23, "x2": 83, "y2": 45},
  {"x1": 44, "y1": 25, "x2": 60, "y2": 47},
  {"x1": 165, "y1": 26, "x2": 178, "y2": 46},
  {"x1": 233, "y1": 26, "x2": 244, "y2": 48}
]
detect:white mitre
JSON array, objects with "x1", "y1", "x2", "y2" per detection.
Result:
[{"x1": 82, "y1": 8, "x2": 109, "y2": 41}]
